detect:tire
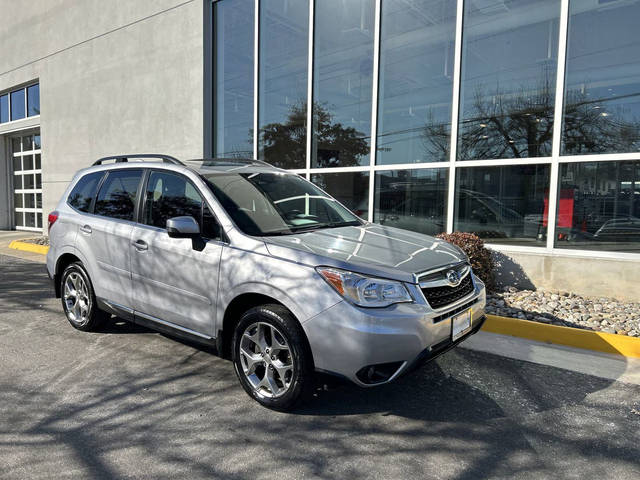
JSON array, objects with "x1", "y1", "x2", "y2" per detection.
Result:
[
  {"x1": 60, "y1": 261, "x2": 107, "y2": 332},
  {"x1": 232, "y1": 304, "x2": 314, "y2": 411}
]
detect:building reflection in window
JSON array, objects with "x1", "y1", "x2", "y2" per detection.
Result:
[
  {"x1": 457, "y1": 0, "x2": 560, "y2": 160},
  {"x1": 312, "y1": 0, "x2": 375, "y2": 168},
  {"x1": 374, "y1": 168, "x2": 448, "y2": 236},
  {"x1": 562, "y1": 1, "x2": 640, "y2": 155},
  {"x1": 213, "y1": 0, "x2": 254, "y2": 158},
  {"x1": 377, "y1": 0, "x2": 456, "y2": 165},
  {"x1": 555, "y1": 161, "x2": 640, "y2": 252},
  {"x1": 454, "y1": 165, "x2": 550, "y2": 245},
  {"x1": 257, "y1": 0, "x2": 309, "y2": 169}
]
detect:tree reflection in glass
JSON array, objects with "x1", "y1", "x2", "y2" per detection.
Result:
[
  {"x1": 456, "y1": 0, "x2": 560, "y2": 160},
  {"x1": 562, "y1": 0, "x2": 640, "y2": 155},
  {"x1": 259, "y1": 103, "x2": 369, "y2": 170},
  {"x1": 312, "y1": 0, "x2": 375, "y2": 168},
  {"x1": 258, "y1": 0, "x2": 309, "y2": 168}
]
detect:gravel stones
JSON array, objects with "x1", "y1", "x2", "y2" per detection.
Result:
[{"x1": 486, "y1": 288, "x2": 640, "y2": 337}]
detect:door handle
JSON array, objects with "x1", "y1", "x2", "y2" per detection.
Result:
[
  {"x1": 132, "y1": 239, "x2": 148, "y2": 251},
  {"x1": 80, "y1": 225, "x2": 92, "y2": 234}
]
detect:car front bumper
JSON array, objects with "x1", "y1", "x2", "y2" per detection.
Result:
[{"x1": 302, "y1": 275, "x2": 486, "y2": 386}]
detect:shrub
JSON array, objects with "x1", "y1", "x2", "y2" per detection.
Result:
[{"x1": 436, "y1": 232, "x2": 495, "y2": 291}]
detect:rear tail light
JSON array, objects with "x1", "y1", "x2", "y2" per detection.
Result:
[{"x1": 48, "y1": 211, "x2": 59, "y2": 234}]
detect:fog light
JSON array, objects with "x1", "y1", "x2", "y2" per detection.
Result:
[{"x1": 356, "y1": 361, "x2": 404, "y2": 385}]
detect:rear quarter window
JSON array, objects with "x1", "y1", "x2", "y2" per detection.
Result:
[
  {"x1": 94, "y1": 169, "x2": 143, "y2": 221},
  {"x1": 67, "y1": 172, "x2": 104, "y2": 212}
]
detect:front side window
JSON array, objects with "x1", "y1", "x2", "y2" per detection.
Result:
[
  {"x1": 94, "y1": 169, "x2": 143, "y2": 221},
  {"x1": 202, "y1": 172, "x2": 361, "y2": 236},
  {"x1": 144, "y1": 171, "x2": 221, "y2": 240},
  {"x1": 67, "y1": 172, "x2": 104, "y2": 213}
]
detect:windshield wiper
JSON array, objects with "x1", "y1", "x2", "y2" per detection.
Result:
[{"x1": 289, "y1": 221, "x2": 361, "y2": 233}]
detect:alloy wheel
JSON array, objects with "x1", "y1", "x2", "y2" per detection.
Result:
[
  {"x1": 63, "y1": 272, "x2": 91, "y2": 325},
  {"x1": 239, "y1": 322, "x2": 294, "y2": 398}
]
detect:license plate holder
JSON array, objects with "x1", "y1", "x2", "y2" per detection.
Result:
[{"x1": 451, "y1": 309, "x2": 472, "y2": 341}]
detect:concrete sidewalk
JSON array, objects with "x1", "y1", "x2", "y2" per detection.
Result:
[
  {"x1": 463, "y1": 331, "x2": 640, "y2": 386},
  {"x1": 0, "y1": 230, "x2": 46, "y2": 263}
]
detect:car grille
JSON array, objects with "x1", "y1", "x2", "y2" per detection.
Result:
[{"x1": 421, "y1": 273, "x2": 474, "y2": 309}]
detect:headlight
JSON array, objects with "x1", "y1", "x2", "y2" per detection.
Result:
[{"x1": 316, "y1": 267, "x2": 413, "y2": 308}]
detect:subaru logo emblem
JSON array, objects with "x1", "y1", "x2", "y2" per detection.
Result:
[{"x1": 446, "y1": 269, "x2": 461, "y2": 286}]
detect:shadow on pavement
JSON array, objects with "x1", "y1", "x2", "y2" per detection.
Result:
[{"x1": 2, "y1": 254, "x2": 639, "y2": 479}]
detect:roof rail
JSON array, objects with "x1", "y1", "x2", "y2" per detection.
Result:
[
  {"x1": 92, "y1": 154, "x2": 183, "y2": 166},
  {"x1": 183, "y1": 158, "x2": 272, "y2": 167}
]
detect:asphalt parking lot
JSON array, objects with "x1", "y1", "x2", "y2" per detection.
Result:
[{"x1": 1, "y1": 253, "x2": 639, "y2": 479}]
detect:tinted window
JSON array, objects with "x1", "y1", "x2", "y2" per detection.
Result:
[
  {"x1": 454, "y1": 165, "x2": 550, "y2": 246},
  {"x1": 95, "y1": 170, "x2": 143, "y2": 221},
  {"x1": 144, "y1": 171, "x2": 203, "y2": 228},
  {"x1": 213, "y1": 0, "x2": 254, "y2": 157},
  {"x1": 311, "y1": 0, "x2": 374, "y2": 168},
  {"x1": 10, "y1": 89, "x2": 25, "y2": 121},
  {"x1": 144, "y1": 171, "x2": 221, "y2": 240},
  {"x1": 0, "y1": 95, "x2": 7, "y2": 123},
  {"x1": 555, "y1": 161, "x2": 640, "y2": 252},
  {"x1": 27, "y1": 84, "x2": 40, "y2": 117},
  {"x1": 374, "y1": 168, "x2": 448, "y2": 236},
  {"x1": 202, "y1": 172, "x2": 360, "y2": 236},
  {"x1": 68, "y1": 172, "x2": 104, "y2": 212},
  {"x1": 377, "y1": 0, "x2": 456, "y2": 165},
  {"x1": 562, "y1": 2, "x2": 640, "y2": 155},
  {"x1": 311, "y1": 172, "x2": 370, "y2": 218},
  {"x1": 257, "y1": 0, "x2": 309, "y2": 169},
  {"x1": 458, "y1": 0, "x2": 560, "y2": 160}
]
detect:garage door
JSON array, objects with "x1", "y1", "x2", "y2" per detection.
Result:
[{"x1": 11, "y1": 133, "x2": 42, "y2": 231}]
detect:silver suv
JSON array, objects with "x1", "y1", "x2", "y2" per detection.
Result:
[{"x1": 47, "y1": 155, "x2": 486, "y2": 410}]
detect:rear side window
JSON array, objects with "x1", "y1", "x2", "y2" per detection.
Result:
[
  {"x1": 67, "y1": 172, "x2": 104, "y2": 212},
  {"x1": 94, "y1": 169, "x2": 143, "y2": 221}
]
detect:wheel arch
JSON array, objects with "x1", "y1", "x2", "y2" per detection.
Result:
[
  {"x1": 218, "y1": 292, "x2": 312, "y2": 363},
  {"x1": 53, "y1": 252, "x2": 82, "y2": 298}
]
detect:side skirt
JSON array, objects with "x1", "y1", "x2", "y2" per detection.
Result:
[{"x1": 96, "y1": 298, "x2": 218, "y2": 350}]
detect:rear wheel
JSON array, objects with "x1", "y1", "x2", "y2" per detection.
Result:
[
  {"x1": 232, "y1": 304, "x2": 314, "y2": 411},
  {"x1": 60, "y1": 262, "x2": 107, "y2": 331}
]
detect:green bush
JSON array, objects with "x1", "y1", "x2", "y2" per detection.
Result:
[{"x1": 436, "y1": 232, "x2": 495, "y2": 291}]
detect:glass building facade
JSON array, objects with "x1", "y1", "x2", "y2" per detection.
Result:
[{"x1": 213, "y1": 0, "x2": 640, "y2": 255}]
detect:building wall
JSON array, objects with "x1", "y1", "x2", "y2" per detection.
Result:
[
  {"x1": 0, "y1": 0, "x2": 206, "y2": 228},
  {"x1": 493, "y1": 250, "x2": 640, "y2": 302}
]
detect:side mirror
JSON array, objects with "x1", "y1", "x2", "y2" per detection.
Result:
[{"x1": 166, "y1": 216, "x2": 200, "y2": 238}]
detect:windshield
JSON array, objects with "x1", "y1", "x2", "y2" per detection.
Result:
[{"x1": 201, "y1": 172, "x2": 362, "y2": 236}]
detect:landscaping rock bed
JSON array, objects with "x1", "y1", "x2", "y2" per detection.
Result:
[{"x1": 486, "y1": 288, "x2": 640, "y2": 337}]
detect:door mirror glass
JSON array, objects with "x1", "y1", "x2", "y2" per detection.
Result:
[{"x1": 166, "y1": 216, "x2": 200, "y2": 238}]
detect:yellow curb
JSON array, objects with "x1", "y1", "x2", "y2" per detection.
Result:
[
  {"x1": 8, "y1": 240, "x2": 49, "y2": 255},
  {"x1": 482, "y1": 314, "x2": 640, "y2": 359}
]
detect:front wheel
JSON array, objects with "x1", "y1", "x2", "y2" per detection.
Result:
[
  {"x1": 232, "y1": 304, "x2": 314, "y2": 411},
  {"x1": 60, "y1": 262, "x2": 107, "y2": 332}
]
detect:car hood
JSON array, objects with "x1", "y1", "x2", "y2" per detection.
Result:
[{"x1": 262, "y1": 223, "x2": 466, "y2": 283}]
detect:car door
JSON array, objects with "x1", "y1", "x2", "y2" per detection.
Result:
[
  {"x1": 130, "y1": 169, "x2": 223, "y2": 337},
  {"x1": 76, "y1": 168, "x2": 143, "y2": 310}
]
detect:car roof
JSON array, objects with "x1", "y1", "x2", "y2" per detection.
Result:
[{"x1": 76, "y1": 156, "x2": 288, "y2": 177}]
